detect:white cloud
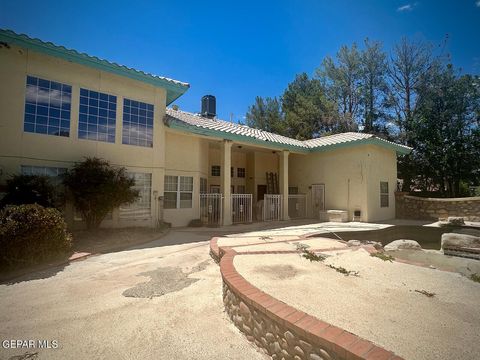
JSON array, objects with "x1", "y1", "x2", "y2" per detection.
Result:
[
  {"x1": 476, "y1": 0, "x2": 480, "y2": 7},
  {"x1": 26, "y1": 85, "x2": 70, "y2": 106},
  {"x1": 397, "y1": 2, "x2": 418, "y2": 12}
]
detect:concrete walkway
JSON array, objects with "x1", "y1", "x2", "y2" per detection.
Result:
[{"x1": 0, "y1": 225, "x2": 277, "y2": 360}]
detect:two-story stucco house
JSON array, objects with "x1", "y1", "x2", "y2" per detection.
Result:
[{"x1": 0, "y1": 30, "x2": 411, "y2": 228}]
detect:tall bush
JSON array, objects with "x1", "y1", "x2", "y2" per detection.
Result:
[
  {"x1": 63, "y1": 157, "x2": 139, "y2": 229},
  {"x1": 0, "y1": 204, "x2": 72, "y2": 270}
]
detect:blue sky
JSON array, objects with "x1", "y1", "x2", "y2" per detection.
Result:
[{"x1": 1, "y1": 0, "x2": 479, "y2": 121}]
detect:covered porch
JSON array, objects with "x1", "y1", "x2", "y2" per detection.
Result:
[{"x1": 200, "y1": 139, "x2": 308, "y2": 226}]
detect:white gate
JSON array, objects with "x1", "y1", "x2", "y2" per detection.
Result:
[
  {"x1": 200, "y1": 193, "x2": 223, "y2": 226},
  {"x1": 288, "y1": 194, "x2": 307, "y2": 219},
  {"x1": 263, "y1": 194, "x2": 283, "y2": 221},
  {"x1": 231, "y1": 194, "x2": 252, "y2": 224}
]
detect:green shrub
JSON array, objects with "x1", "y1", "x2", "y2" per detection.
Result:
[
  {"x1": 0, "y1": 174, "x2": 61, "y2": 209},
  {"x1": 63, "y1": 157, "x2": 139, "y2": 229},
  {"x1": 0, "y1": 204, "x2": 72, "y2": 270}
]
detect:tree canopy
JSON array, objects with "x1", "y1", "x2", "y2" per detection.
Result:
[{"x1": 245, "y1": 36, "x2": 480, "y2": 197}]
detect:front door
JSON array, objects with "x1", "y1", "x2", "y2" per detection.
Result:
[
  {"x1": 257, "y1": 185, "x2": 267, "y2": 203},
  {"x1": 311, "y1": 184, "x2": 325, "y2": 216}
]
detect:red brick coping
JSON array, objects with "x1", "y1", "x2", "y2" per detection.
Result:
[{"x1": 214, "y1": 238, "x2": 403, "y2": 360}]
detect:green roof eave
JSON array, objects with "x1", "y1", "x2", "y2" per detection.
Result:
[
  {"x1": 167, "y1": 120, "x2": 310, "y2": 153},
  {"x1": 310, "y1": 137, "x2": 412, "y2": 155},
  {"x1": 0, "y1": 29, "x2": 189, "y2": 105}
]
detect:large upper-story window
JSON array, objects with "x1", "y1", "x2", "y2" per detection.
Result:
[
  {"x1": 122, "y1": 99, "x2": 154, "y2": 147},
  {"x1": 79, "y1": 88, "x2": 116, "y2": 143},
  {"x1": 24, "y1": 76, "x2": 71, "y2": 137}
]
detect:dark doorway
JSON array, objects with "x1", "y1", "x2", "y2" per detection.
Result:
[{"x1": 257, "y1": 185, "x2": 267, "y2": 202}]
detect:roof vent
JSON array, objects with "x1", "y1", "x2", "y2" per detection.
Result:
[{"x1": 201, "y1": 95, "x2": 216, "y2": 119}]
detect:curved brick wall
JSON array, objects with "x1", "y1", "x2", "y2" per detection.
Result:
[
  {"x1": 395, "y1": 192, "x2": 480, "y2": 221},
  {"x1": 218, "y1": 246, "x2": 403, "y2": 360}
]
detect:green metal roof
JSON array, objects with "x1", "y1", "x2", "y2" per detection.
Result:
[{"x1": 0, "y1": 29, "x2": 190, "y2": 105}]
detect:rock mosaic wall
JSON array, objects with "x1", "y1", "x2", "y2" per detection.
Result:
[
  {"x1": 223, "y1": 283, "x2": 337, "y2": 360},
  {"x1": 395, "y1": 192, "x2": 480, "y2": 222}
]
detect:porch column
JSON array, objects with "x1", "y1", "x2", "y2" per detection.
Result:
[
  {"x1": 279, "y1": 150, "x2": 289, "y2": 220},
  {"x1": 221, "y1": 139, "x2": 233, "y2": 226}
]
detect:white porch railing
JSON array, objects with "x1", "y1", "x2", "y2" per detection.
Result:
[
  {"x1": 200, "y1": 193, "x2": 223, "y2": 226},
  {"x1": 288, "y1": 194, "x2": 307, "y2": 219},
  {"x1": 231, "y1": 194, "x2": 252, "y2": 224},
  {"x1": 263, "y1": 194, "x2": 283, "y2": 221}
]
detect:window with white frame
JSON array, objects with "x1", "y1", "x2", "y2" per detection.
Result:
[
  {"x1": 380, "y1": 181, "x2": 389, "y2": 207},
  {"x1": 164, "y1": 175, "x2": 193, "y2": 209},
  {"x1": 119, "y1": 173, "x2": 152, "y2": 220},
  {"x1": 237, "y1": 167, "x2": 246, "y2": 178},
  {"x1": 24, "y1": 76, "x2": 72, "y2": 137},
  {"x1": 211, "y1": 165, "x2": 220, "y2": 177},
  {"x1": 78, "y1": 88, "x2": 116, "y2": 143},
  {"x1": 21, "y1": 165, "x2": 66, "y2": 185}
]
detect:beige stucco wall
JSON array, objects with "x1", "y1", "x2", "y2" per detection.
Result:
[
  {"x1": 289, "y1": 145, "x2": 397, "y2": 222},
  {"x1": 364, "y1": 145, "x2": 397, "y2": 221},
  {"x1": 207, "y1": 147, "x2": 247, "y2": 193},
  {"x1": 163, "y1": 131, "x2": 209, "y2": 227},
  {"x1": 0, "y1": 43, "x2": 168, "y2": 228}
]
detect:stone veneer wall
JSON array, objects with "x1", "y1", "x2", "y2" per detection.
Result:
[
  {"x1": 395, "y1": 192, "x2": 480, "y2": 221},
  {"x1": 223, "y1": 282, "x2": 337, "y2": 360},
  {"x1": 220, "y1": 248, "x2": 402, "y2": 360}
]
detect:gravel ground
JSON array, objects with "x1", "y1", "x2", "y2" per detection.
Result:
[
  {"x1": 235, "y1": 248, "x2": 480, "y2": 360},
  {"x1": 0, "y1": 230, "x2": 267, "y2": 360}
]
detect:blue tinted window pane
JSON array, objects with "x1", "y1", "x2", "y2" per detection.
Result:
[
  {"x1": 50, "y1": 108, "x2": 60, "y2": 118},
  {"x1": 27, "y1": 76, "x2": 37, "y2": 85},
  {"x1": 122, "y1": 98, "x2": 153, "y2": 147},
  {"x1": 37, "y1": 116, "x2": 48, "y2": 125},
  {"x1": 51, "y1": 82, "x2": 61, "y2": 91},
  {"x1": 78, "y1": 88, "x2": 116, "y2": 143},
  {"x1": 36, "y1": 125, "x2": 48, "y2": 134},
  {"x1": 23, "y1": 76, "x2": 71, "y2": 137},
  {"x1": 49, "y1": 118, "x2": 59, "y2": 127},
  {"x1": 37, "y1": 106, "x2": 48, "y2": 116},
  {"x1": 38, "y1": 79, "x2": 49, "y2": 88},
  {"x1": 24, "y1": 123, "x2": 35, "y2": 132},
  {"x1": 25, "y1": 103, "x2": 36, "y2": 114}
]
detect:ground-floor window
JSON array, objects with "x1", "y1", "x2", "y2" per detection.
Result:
[
  {"x1": 380, "y1": 181, "x2": 389, "y2": 207},
  {"x1": 119, "y1": 172, "x2": 152, "y2": 219},
  {"x1": 237, "y1": 185, "x2": 246, "y2": 194},
  {"x1": 21, "y1": 165, "x2": 66, "y2": 185},
  {"x1": 237, "y1": 167, "x2": 245, "y2": 178},
  {"x1": 211, "y1": 165, "x2": 220, "y2": 176},
  {"x1": 164, "y1": 175, "x2": 193, "y2": 209}
]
